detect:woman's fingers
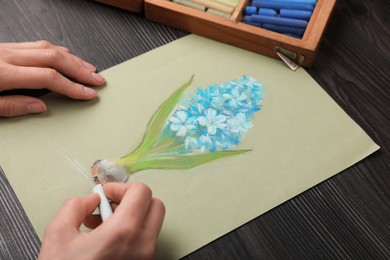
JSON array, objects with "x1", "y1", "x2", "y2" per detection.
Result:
[
  {"x1": 4, "y1": 48, "x2": 104, "y2": 86},
  {"x1": 46, "y1": 194, "x2": 100, "y2": 235},
  {"x1": 104, "y1": 183, "x2": 154, "y2": 227},
  {"x1": 0, "y1": 40, "x2": 105, "y2": 117},
  {"x1": 0, "y1": 40, "x2": 105, "y2": 100},
  {"x1": 0, "y1": 95, "x2": 46, "y2": 117},
  {"x1": 0, "y1": 65, "x2": 98, "y2": 100},
  {"x1": 142, "y1": 198, "x2": 165, "y2": 238},
  {"x1": 84, "y1": 214, "x2": 103, "y2": 230},
  {"x1": 0, "y1": 40, "x2": 64, "y2": 50}
]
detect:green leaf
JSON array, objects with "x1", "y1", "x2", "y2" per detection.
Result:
[
  {"x1": 126, "y1": 75, "x2": 194, "y2": 157},
  {"x1": 130, "y1": 149, "x2": 251, "y2": 172}
]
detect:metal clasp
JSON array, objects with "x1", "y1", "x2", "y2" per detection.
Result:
[{"x1": 274, "y1": 46, "x2": 304, "y2": 71}]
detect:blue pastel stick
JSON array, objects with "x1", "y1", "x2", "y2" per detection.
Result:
[
  {"x1": 247, "y1": 14, "x2": 308, "y2": 28},
  {"x1": 280, "y1": 9, "x2": 312, "y2": 20},
  {"x1": 261, "y1": 0, "x2": 317, "y2": 5},
  {"x1": 243, "y1": 16, "x2": 252, "y2": 23},
  {"x1": 258, "y1": 8, "x2": 277, "y2": 16},
  {"x1": 251, "y1": 0, "x2": 315, "y2": 11},
  {"x1": 262, "y1": 23, "x2": 305, "y2": 36},
  {"x1": 245, "y1": 21, "x2": 263, "y2": 28},
  {"x1": 245, "y1": 6, "x2": 257, "y2": 15},
  {"x1": 283, "y1": 33, "x2": 302, "y2": 38},
  {"x1": 243, "y1": 16, "x2": 263, "y2": 27}
]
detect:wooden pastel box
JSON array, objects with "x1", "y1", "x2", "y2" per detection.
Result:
[{"x1": 95, "y1": 0, "x2": 337, "y2": 68}]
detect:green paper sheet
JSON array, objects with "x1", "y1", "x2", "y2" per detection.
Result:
[{"x1": 0, "y1": 35, "x2": 379, "y2": 259}]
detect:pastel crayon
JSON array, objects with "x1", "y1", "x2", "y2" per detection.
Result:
[
  {"x1": 243, "y1": 16, "x2": 263, "y2": 27},
  {"x1": 251, "y1": 0, "x2": 315, "y2": 11},
  {"x1": 173, "y1": 0, "x2": 206, "y2": 11},
  {"x1": 258, "y1": 8, "x2": 277, "y2": 16},
  {"x1": 246, "y1": 14, "x2": 308, "y2": 28},
  {"x1": 187, "y1": 0, "x2": 234, "y2": 14},
  {"x1": 207, "y1": 8, "x2": 231, "y2": 19},
  {"x1": 245, "y1": 22, "x2": 263, "y2": 27},
  {"x1": 280, "y1": 9, "x2": 312, "y2": 20},
  {"x1": 213, "y1": 0, "x2": 240, "y2": 8},
  {"x1": 260, "y1": 0, "x2": 317, "y2": 5},
  {"x1": 246, "y1": 6, "x2": 257, "y2": 15},
  {"x1": 262, "y1": 23, "x2": 305, "y2": 36}
]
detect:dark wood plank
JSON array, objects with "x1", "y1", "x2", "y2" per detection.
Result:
[
  {"x1": 0, "y1": 0, "x2": 389, "y2": 259},
  {"x1": 0, "y1": 167, "x2": 41, "y2": 259}
]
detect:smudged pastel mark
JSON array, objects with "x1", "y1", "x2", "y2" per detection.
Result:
[{"x1": 55, "y1": 148, "x2": 90, "y2": 181}]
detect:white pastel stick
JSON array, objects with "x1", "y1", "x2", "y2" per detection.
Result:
[{"x1": 93, "y1": 184, "x2": 113, "y2": 221}]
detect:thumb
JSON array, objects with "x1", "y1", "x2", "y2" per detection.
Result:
[{"x1": 0, "y1": 95, "x2": 46, "y2": 117}]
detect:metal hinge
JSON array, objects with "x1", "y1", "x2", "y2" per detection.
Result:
[{"x1": 274, "y1": 46, "x2": 305, "y2": 71}]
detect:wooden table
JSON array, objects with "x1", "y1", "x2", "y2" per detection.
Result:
[{"x1": 1, "y1": 0, "x2": 389, "y2": 258}]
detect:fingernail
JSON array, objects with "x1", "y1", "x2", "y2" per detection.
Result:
[
  {"x1": 57, "y1": 46, "x2": 70, "y2": 52},
  {"x1": 27, "y1": 103, "x2": 46, "y2": 114},
  {"x1": 83, "y1": 61, "x2": 96, "y2": 71},
  {"x1": 84, "y1": 87, "x2": 97, "y2": 97},
  {"x1": 92, "y1": 72, "x2": 105, "y2": 84}
]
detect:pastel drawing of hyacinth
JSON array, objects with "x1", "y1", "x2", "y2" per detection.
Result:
[{"x1": 91, "y1": 75, "x2": 264, "y2": 184}]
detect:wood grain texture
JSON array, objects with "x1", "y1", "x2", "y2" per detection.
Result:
[
  {"x1": 0, "y1": 167, "x2": 40, "y2": 259},
  {"x1": 0, "y1": 0, "x2": 389, "y2": 259},
  {"x1": 94, "y1": 0, "x2": 144, "y2": 12}
]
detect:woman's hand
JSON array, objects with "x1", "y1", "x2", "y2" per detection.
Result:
[
  {"x1": 39, "y1": 182, "x2": 165, "y2": 260},
  {"x1": 0, "y1": 41, "x2": 105, "y2": 117}
]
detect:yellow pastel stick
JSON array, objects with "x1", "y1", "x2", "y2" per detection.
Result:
[
  {"x1": 212, "y1": 0, "x2": 240, "y2": 8},
  {"x1": 187, "y1": 0, "x2": 234, "y2": 14},
  {"x1": 207, "y1": 8, "x2": 231, "y2": 19},
  {"x1": 173, "y1": 0, "x2": 206, "y2": 10}
]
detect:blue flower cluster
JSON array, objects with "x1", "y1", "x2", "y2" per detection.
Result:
[{"x1": 162, "y1": 76, "x2": 264, "y2": 153}]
